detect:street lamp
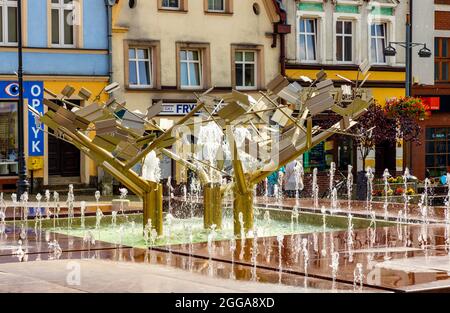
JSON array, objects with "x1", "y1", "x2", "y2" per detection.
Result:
[
  {"x1": 383, "y1": 42, "x2": 431, "y2": 59},
  {"x1": 16, "y1": 0, "x2": 29, "y2": 197},
  {"x1": 383, "y1": 41, "x2": 431, "y2": 97}
]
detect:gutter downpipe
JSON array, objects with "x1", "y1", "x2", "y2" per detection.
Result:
[
  {"x1": 106, "y1": 0, "x2": 114, "y2": 84},
  {"x1": 100, "y1": 0, "x2": 114, "y2": 192},
  {"x1": 273, "y1": 0, "x2": 289, "y2": 76}
]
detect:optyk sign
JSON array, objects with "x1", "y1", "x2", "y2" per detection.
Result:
[{"x1": 0, "y1": 81, "x2": 44, "y2": 157}]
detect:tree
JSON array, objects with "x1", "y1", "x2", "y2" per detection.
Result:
[{"x1": 352, "y1": 97, "x2": 427, "y2": 170}]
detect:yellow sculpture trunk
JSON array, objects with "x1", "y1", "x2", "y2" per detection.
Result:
[
  {"x1": 143, "y1": 182, "x2": 163, "y2": 236},
  {"x1": 233, "y1": 189, "x2": 254, "y2": 237},
  {"x1": 203, "y1": 183, "x2": 222, "y2": 230}
]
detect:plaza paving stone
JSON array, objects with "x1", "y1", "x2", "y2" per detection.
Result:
[{"x1": 1, "y1": 197, "x2": 449, "y2": 292}]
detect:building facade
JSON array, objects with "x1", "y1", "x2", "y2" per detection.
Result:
[
  {"x1": 283, "y1": 0, "x2": 407, "y2": 177},
  {"x1": 0, "y1": 0, "x2": 110, "y2": 192},
  {"x1": 111, "y1": 0, "x2": 283, "y2": 183},
  {"x1": 411, "y1": 0, "x2": 450, "y2": 180}
]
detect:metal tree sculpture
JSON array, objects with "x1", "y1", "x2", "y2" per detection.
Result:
[{"x1": 30, "y1": 61, "x2": 373, "y2": 236}]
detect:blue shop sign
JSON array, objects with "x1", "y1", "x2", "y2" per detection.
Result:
[
  {"x1": 160, "y1": 103, "x2": 197, "y2": 116},
  {"x1": 0, "y1": 81, "x2": 44, "y2": 157}
]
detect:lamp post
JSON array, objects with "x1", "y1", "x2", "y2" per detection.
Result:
[
  {"x1": 383, "y1": 41, "x2": 431, "y2": 96},
  {"x1": 383, "y1": 8, "x2": 431, "y2": 172},
  {"x1": 17, "y1": 0, "x2": 29, "y2": 197}
]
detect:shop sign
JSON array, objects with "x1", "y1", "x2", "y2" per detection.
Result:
[
  {"x1": 159, "y1": 103, "x2": 197, "y2": 116},
  {"x1": 421, "y1": 97, "x2": 440, "y2": 111},
  {"x1": 28, "y1": 156, "x2": 44, "y2": 170},
  {"x1": 0, "y1": 81, "x2": 44, "y2": 157}
]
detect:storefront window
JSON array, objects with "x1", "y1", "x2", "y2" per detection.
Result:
[
  {"x1": 0, "y1": 102, "x2": 18, "y2": 176},
  {"x1": 304, "y1": 142, "x2": 326, "y2": 172},
  {"x1": 338, "y1": 137, "x2": 353, "y2": 171},
  {"x1": 425, "y1": 127, "x2": 450, "y2": 177}
]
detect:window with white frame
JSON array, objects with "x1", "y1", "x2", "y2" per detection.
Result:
[
  {"x1": 208, "y1": 0, "x2": 224, "y2": 12},
  {"x1": 298, "y1": 18, "x2": 318, "y2": 61},
  {"x1": 371, "y1": 23, "x2": 387, "y2": 64},
  {"x1": 51, "y1": 0, "x2": 75, "y2": 47},
  {"x1": 336, "y1": 20, "x2": 352, "y2": 62},
  {"x1": 0, "y1": 0, "x2": 18, "y2": 45},
  {"x1": 162, "y1": 0, "x2": 180, "y2": 9},
  {"x1": 180, "y1": 49, "x2": 202, "y2": 88},
  {"x1": 235, "y1": 50, "x2": 256, "y2": 89},
  {"x1": 128, "y1": 47, "x2": 152, "y2": 87}
]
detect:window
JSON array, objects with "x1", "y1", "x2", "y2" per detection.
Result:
[
  {"x1": 336, "y1": 20, "x2": 352, "y2": 62},
  {"x1": 177, "y1": 43, "x2": 210, "y2": 89},
  {"x1": 0, "y1": 0, "x2": 18, "y2": 45},
  {"x1": 208, "y1": 0, "x2": 224, "y2": 11},
  {"x1": 51, "y1": 0, "x2": 75, "y2": 47},
  {"x1": 299, "y1": 18, "x2": 317, "y2": 61},
  {"x1": 129, "y1": 48, "x2": 152, "y2": 87},
  {"x1": 235, "y1": 51, "x2": 256, "y2": 89},
  {"x1": 425, "y1": 127, "x2": 450, "y2": 177},
  {"x1": 204, "y1": 0, "x2": 232, "y2": 14},
  {"x1": 161, "y1": 0, "x2": 180, "y2": 9},
  {"x1": 371, "y1": 23, "x2": 387, "y2": 64},
  {"x1": 180, "y1": 50, "x2": 202, "y2": 88},
  {"x1": 435, "y1": 37, "x2": 450, "y2": 82},
  {"x1": 125, "y1": 40, "x2": 160, "y2": 89},
  {"x1": 0, "y1": 102, "x2": 18, "y2": 176},
  {"x1": 231, "y1": 44, "x2": 263, "y2": 90}
]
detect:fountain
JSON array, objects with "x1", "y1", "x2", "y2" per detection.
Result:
[
  {"x1": 80, "y1": 201, "x2": 86, "y2": 229},
  {"x1": 291, "y1": 207, "x2": 299, "y2": 232},
  {"x1": 264, "y1": 178, "x2": 269, "y2": 199},
  {"x1": 251, "y1": 229, "x2": 259, "y2": 281},
  {"x1": 274, "y1": 184, "x2": 279, "y2": 202},
  {"x1": 382, "y1": 169, "x2": 391, "y2": 220},
  {"x1": 53, "y1": 191, "x2": 60, "y2": 220},
  {"x1": 4, "y1": 74, "x2": 397, "y2": 293},
  {"x1": 353, "y1": 263, "x2": 364, "y2": 291},
  {"x1": 312, "y1": 168, "x2": 319, "y2": 209},
  {"x1": 366, "y1": 167, "x2": 374, "y2": 214},
  {"x1": 165, "y1": 213, "x2": 174, "y2": 241},
  {"x1": 397, "y1": 210, "x2": 404, "y2": 241},
  {"x1": 277, "y1": 169, "x2": 284, "y2": 202},
  {"x1": 166, "y1": 176, "x2": 174, "y2": 215},
  {"x1": 294, "y1": 160, "x2": 304, "y2": 205},
  {"x1": 302, "y1": 238, "x2": 309, "y2": 277},
  {"x1": 0, "y1": 193, "x2": 6, "y2": 236},
  {"x1": 419, "y1": 178, "x2": 430, "y2": 224},
  {"x1": 445, "y1": 173, "x2": 450, "y2": 226},
  {"x1": 277, "y1": 234, "x2": 284, "y2": 284},
  {"x1": 45, "y1": 190, "x2": 51, "y2": 219},
  {"x1": 329, "y1": 162, "x2": 336, "y2": 197},
  {"x1": 330, "y1": 188, "x2": 339, "y2": 214},
  {"x1": 347, "y1": 165, "x2": 353, "y2": 210},
  {"x1": 402, "y1": 168, "x2": 411, "y2": 221},
  {"x1": 67, "y1": 184, "x2": 75, "y2": 227},
  {"x1": 34, "y1": 73, "x2": 371, "y2": 238},
  {"x1": 347, "y1": 214, "x2": 354, "y2": 261},
  {"x1": 11, "y1": 193, "x2": 17, "y2": 223},
  {"x1": 111, "y1": 211, "x2": 118, "y2": 228},
  {"x1": 229, "y1": 236, "x2": 236, "y2": 280},
  {"x1": 35, "y1": 193, "x2": 42, "y2": 230},
  {"x1": 330, "y1": 251, "x2": 339, "y2": 289},
  {"x1": 20, "y1": 192, "x2": 29, "y2": 221}
]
